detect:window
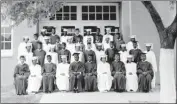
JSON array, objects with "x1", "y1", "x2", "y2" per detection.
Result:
[
  {"x1": 82, "y1": 5, "x2": 116, "y2": 20},
  {"x1": 61, "y1": 26, "x2": 75, "y2": 36},
  {"x1": 50, "y1": 6, "x2": 77, "y2": 20},
  {"x1": 1, "y1": 26, "x2": 13, "y2": 57}
]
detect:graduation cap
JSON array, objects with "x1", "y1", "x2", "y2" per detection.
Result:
[
  {"x1": 130, "y1": 35, "x2": 136, "y2": 39},
  {"x1": 106, "y1": 27, "x2": 111, "y2": 31},
  {"x1": 72, "y1": 52, "x2": 80, "y2": 56},
  {"x1": 63, "y1": 28, "x2": 68, "y2": 32},
  {"x1": 100, "y1": 54, "x2": 107, "y2": 61},
  {"x1": 41, "y1": 29, "x2": 46, "y2": 32},
  {"x1": 50, "y1": 45, "x2": 56, "y2": 49},
  {"x1": 85, "y1": 29, "x2": 92, "y2": 32},
  {"x1": 32, "y1": 56, "x2": 38, "y2": 60},
  {"x1": 44, "y1": 36, "x2": 50, "y2": 40},
  {"x1": 61, "y1": 55, "x2": 67, "y2": 59},
  {"x1": 75, "y1": 43, "x2": 81, "y2": 47},
  {"x1": 121, "y1": 44, "x2": 126, "y2": 47},
  {"x1": 145, "y1": 43, "x2": 153, "y2": 49},
  {"x1": 97, "y1": 43, "x2": 103, "y2": 46},
  {"x1": 26, "y1": 42, "x2": 32, "y2": 47},
  {"x1": 127, "y1": 55, "x2": 133, "y2": 59}
]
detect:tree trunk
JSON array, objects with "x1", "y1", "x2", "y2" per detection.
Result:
[{"x1": 159, "y1": 48, "x2": 176, "y2": 103}]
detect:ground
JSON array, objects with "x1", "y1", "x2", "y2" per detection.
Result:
[{"x1": 1, "y1": 85, "x2": 160, "y2": 103}]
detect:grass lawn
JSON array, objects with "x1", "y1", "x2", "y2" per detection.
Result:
[{"x1": 1, "y1": 85, "x2": 43, "y2": 103}]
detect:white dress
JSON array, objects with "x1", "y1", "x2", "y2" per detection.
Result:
[
  {"x1": 56, "y1": 63, "x2": 70, "y2": 91},
  {"x1": 119, "y1": 51, "x2": 129, "y2": 64},
  {"x1": 95, "y1": 50, "x2": 105, "y2": 64},
  {"x1": 144, "y1": 50, "x2": 157, "y2": 89},
  {"x1": 18, "y1": 42, "x2": 28, "y2": 58},
  {"x1": 97, "y1": 62, "x2": 113, "y2": 92},
  {"x1": 125, "y1": 62, "x2": 138, "y2": 92},
  {"x1": 27, "y1": 64, "x2": 42, "y2": 93},
  {"x1": 126, "y1": 41, "x2": 141, "y2": 52},
  {"x1": 45, "y1": 52, "x2": 58, "y2": 65}
]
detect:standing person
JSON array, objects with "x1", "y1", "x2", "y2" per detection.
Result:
[
  {"x1": 94, "y1": 28, "x2": 103, "y2": 43},
  {"x1": 114, "y1": 33, "x2": 125, "y2": 52},
  {"x1": 126, "y1": 35, "x2": 141, "y2": 52},
  {"x1": 18, "y1": 36, "x2": 30, "y2": 59},
  {"x1": 31, "y1": 33, "x2": 41, "y2": 52},
  {"x1": 73, "y1": 28, "x2": 83, "y2": 43},
  {"x1": 137, "y1": 53, "x2": 154, "y2": 92},
  {"x1": 95, "y1": 43, "x2": 105, "y2": 64},
  {"x1": 119, "y1": 44, "x2": 129, "y2": 64},
  {"x1": 125, "y1": 55, "x2": 138, "y2": 92},
  {"x1": 129, "y1": 42, "x2": 142, "y2": 63},
  {"x1": 105, "y1": 41, "x2": 116, "y2": 64},
  {"x1": 50, "y1": 27, "x2": 59, "y2": 44},
  {"x1": 71, "y1": 43, "x2": 85, "y2": 63},
  {"x1": 24, "y1": 43, "x2": 33, "y2": 66},
  {"x1": 43, "y1": 36, "x2": 52, "y2": 53},
  {"x1": 56, "y1": 55, "x2": 70, "y2": 92},
  {"x1": 69, "y1": 53, "x2": 85, "y2": 93},
  {"x1": 102, "y1": 27, "x2": 113, "y2": 43},
  {"x1": 27, "y1": 57, "x2": 42, "y2": 94},
  {"x1": 84, "y1": 54, "x2": 97, "y2": 92},
  {"x1": 97, "y1": 55, "x2": 112, "y2": 92},
  {"x1": 144, "y1": 43, "x2": 157, "y2": 90},
  {"x1": 39, "y1": 29, "x2": 47, "y2": 44},
  {"x1": 45, "y1": 45, "x2": 58, "y2": 65},
  {"x1": 111, "y1": 54, "x2": 126, "y2": 92},
  {"x1": 55, "y1": 36, "x2": 62, "y2": 52},
  {"x1": 83, "y1": 43, "x2": 97, "y2": 63},
  {"x1": 14, "y1": 56, "x2": 30, "y2": 95},
  {"x1": 61, "y1": 28, "x2": 68, "y2": 43},
  {"x1": 42, "y1": 55, "x2": 56, "y2": 93},
  {"x1": 58, "y1": 42, "x2": 71, "y2": 64},
  {"x1": 33, "y1": 42, "x2": 46, "y2": 67}
]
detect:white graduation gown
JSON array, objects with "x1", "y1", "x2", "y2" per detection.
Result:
[
  {"x1": 97, "y1": 62, "x2": 113, "y2": 92},
  {"x1": 125, "y1": 62, "x2": 138, "y2": 92},
  {"x1": 27, "y1": 64, "x2": 42, "y2": 93},
  {"x1": 24, "y1": 52, "x2": 33, "y2": 66},
  {"x1": 71, "y1": 51, "x2": 84, "y2": 63},
  {"x1": 56, "y1": 63, "x2": 70, "y2": 91},
  {"x1": 43, "y1": 43, "x2": 52, "y2": 53},
  {"x1": 145, "y1": 50, "x2": 157, "y2": 89},
  {"x1": 18, "y1": 42, "x2": 28, "y2": 58},
  {"x1": 126, "y1": 41, "x2": 141, "y2": 52},
  {"x1": 45, "y1": 52, "x2": 58, "y2": 65},
  {"x1": 66, "y1": 43, "x2": 75, "y2": 55},
  {"x1": 61, "y1": 36, "x2": 68, "y2": 43},
  {"x1": 95, "y1": 50, "x2": 105, "y2": 64},
  {"x1": 119, "y1": 51, "x2": 129, "y2": 64}
]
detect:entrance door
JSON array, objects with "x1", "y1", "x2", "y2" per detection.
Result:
[{"x1": 39, "y1": 3, "x2": 120, "y2": 36}]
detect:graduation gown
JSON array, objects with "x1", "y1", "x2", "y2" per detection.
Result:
[
  {"x1": 129, "y1": 49, "x2": 142, "y2": 63},
  {"x1": 50, "y1": 34, "x2": 59, "y2": 44},
  {"x1": 61, "y1": 36, "x2": 68, "y2": 43},
  {"x1": 111, "y1": 61, "x2": 126, "y2": 91},
  {"x1": 43, "y1": 43, "x2": 52, "y2": 53},
  {"x1": 66, "y1": 43, "x2": 75, "y2": 55},
  {"x1": 69, "y1": 61, "x2": 85, "y2": 91},
  {"x1": 18, "y1": 42, "x2": 28, "y2": 58},
  {"x1": 119, "y1": 51, "x2": 129, "y2": 64},
  {"x1": 73, "y1": 34, "x2": 83, "y2": 43},
  {"x1": 94, "y1": 34, "x2": 103, "y2": 43},
  {"x1": 24, "y1": 52, "x2": 33, "y2": 66},
  {"x1": 71, "y1": 51, "x2": 85, "y2": 63},
  {"x1": 42, "y1": 62, "x2": 56, "y2": 92},
  {"x1": 97, "y1": 62, "x2": 113, "y2": 92},
  {"x1": 33, "y1": 49, "x2": 46, "y2": 67},
  {"x1": 95, "y1": 50, "x2": 105, "y2": 64},
  {"x1": 125, "y1": 62, "x2": 138, "y2": 92},
  {"x1": 137, "y1": 61, "x2": 154, "y2": 92},
  {"x1": 45, "y1": 52, "x2": 58, "y2": 65},
  {"x1": 126, "y1": 41, "x2": 141, "y2": 52},
  {"x1": 144, "y1": 50, "x2": 157, "y2": 89},
  {"x1": 57, "y1": 49, "x2": 71, "y2": 64},
  {"x1": 84, "y1": 62, "x2": 97, "y2": 91},
  {"x1": 55, "y1": 42, "x2": 62, "y2": 52},
  {"x1": 105, "y1": 48, "x2": 116, "y2": 64},
  {"x1": 27, "y1": 64, "x2": 42, "y2": 93},
  {"x1": 114, "y1": 39, "x2": 125, "y2": 52},
  {"x1": 83, "y1": 50, "x2": 96, "y2": 63},
  {"x1": 14, "y1": 63, "x2": 30, "y2": 95},
  {"x1": 56, "y1": 63, "x2": 70, "y2": 91},
  {"x1": 31, "y1": 40, "x2": 41, "y2": 52}
]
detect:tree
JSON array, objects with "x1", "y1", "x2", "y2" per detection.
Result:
[
  {"x1": 142, "y1": 1, "x2": 176, "y2": 103},
  {"x1": 1, "y1": 0, "x2": 64, "y2": 26}
]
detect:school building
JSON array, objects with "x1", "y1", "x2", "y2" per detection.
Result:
[{"x1": 1, "y1": 0, "x2": 176, "y2": 86}]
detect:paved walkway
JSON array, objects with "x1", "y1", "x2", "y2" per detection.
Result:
[{"x1": 40, "y1": 91, "x2": 160, "y2": 103}]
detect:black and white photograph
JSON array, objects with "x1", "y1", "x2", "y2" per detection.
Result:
[{"x1": 1, "y1": 0, "x2": 176, "y2": 103}]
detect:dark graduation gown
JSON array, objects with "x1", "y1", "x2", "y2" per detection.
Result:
[
  {"x1": 137, "y1": 61, "x2": 154, "y2": 92},
  {"x1": 57, "y1": 49, "x2": 71, "y2": 64},
  {"x1": 42, "y1": 63, "x2": 56, "y2": 92},
  {"x1": 69, "y1": 61, "x2": 85, "y2": 92},
  {"x1": 94, "y1": 34, "x2": 103, "y2": 43},
  {"x1": 31, "y1": 40, "x2": 41, "y2": 52},
  {"x1": 34, "y1": 49, "x2": 46, "y2": 67},
  {"x1": 129, "y1": 49, "x2": 142, "y2": 63},
  {"x1": 105, "y1": 48, "x2": 116, "y2": 64},
  {"x1": 73, "y1": 34, "x2": 83, "y2": 43},
  {"x1": 114, "y1": 39, "x2": 125, "y2": 52},
  {"x1": 55, "y1": 42, "x2": 62, "y2": 52},
  {"x1": 83, "y1": 50, "x2": 96, "y2": 63},
  {"x1": 14, "y1": 63, "x2": 30, "y2": 95},
  {"x1": 111, "y1": 61, "x2": 126, "y2": 91},
  {"x1": 50, "y1": 34, "x2": 59, "y2": 44},
  {"x1": 84, "y1": 61, "x2": 97, "y2": 91}
]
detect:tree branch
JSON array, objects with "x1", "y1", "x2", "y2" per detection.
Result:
[
  {"x1": 167, "y1": 14, "x2": 177, "y2": 39},
  {"x1": 142, "y1": 1, "x2": 165, "y2": 35}
]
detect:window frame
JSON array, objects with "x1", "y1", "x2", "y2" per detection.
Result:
[{"x1": 1, "y1": 25, "x2": 13, "y2": 57}]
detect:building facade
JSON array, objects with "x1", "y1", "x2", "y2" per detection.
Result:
[{"x1": 1, "y1": 1, "x2": 176, "y2": 86}]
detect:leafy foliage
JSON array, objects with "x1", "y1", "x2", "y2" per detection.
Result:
[{"x1": 1, "y1": 0, "x2": 64, "y2": 26}]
